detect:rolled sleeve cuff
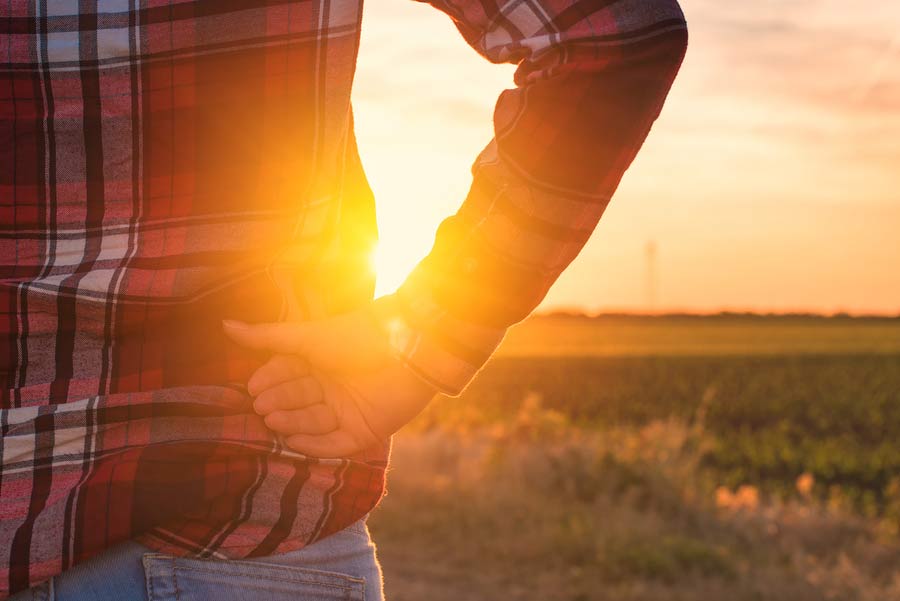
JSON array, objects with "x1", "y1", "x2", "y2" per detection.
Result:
[{"x1": 378, "y1": 285, "x2": 508, "y2": 397}]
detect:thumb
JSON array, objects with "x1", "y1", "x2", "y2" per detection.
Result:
[
  {"x1": 222, "y1": 305, "x2": 394, "y2": 374},
  {"x1": 222, "y1": 320, "x2": 313, "y2": 356}
]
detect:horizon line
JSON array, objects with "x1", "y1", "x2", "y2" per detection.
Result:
[{"x1": 530, "y1": 309, "x2": 900, "y2": 320}]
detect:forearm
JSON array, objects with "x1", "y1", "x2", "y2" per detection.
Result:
[{"x1": 386, "y1": 0, "x2": 689, "y2": 396}]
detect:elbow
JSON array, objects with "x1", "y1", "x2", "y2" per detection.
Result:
[
  {"x1": 667, "y1": 20, "x2": 690, "y2": 67},
  {"x1": 653, "y1": 0, "x2": 689, "y2": 69}
]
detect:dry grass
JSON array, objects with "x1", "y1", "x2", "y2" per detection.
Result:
[{"x1": 368, "y1": 396, "x2": 900, "y2": 601}]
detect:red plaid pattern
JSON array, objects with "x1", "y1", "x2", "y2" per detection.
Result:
[
  {"x1": 0, "y1": 0, "x2": 686, "y2": 596},
  {"x1": 390, "y1": 0, "x2": 688, "y2": 393}
]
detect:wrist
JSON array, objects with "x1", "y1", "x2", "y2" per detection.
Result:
[
  {"x1": 371, "y1": 293, "x2": 410, "y2": 354},
  {"x1": 371, "y1": 293, "x2": 441, "y2": 398}
]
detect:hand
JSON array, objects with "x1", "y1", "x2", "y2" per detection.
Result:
[{"x1": 222, "y1": 295, "x2": 438, "y2": 458}]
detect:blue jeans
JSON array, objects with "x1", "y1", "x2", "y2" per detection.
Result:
[{"x1": 10, "y1": 518, "x2": 383, "y2": 601}]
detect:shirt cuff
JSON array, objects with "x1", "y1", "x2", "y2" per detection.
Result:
[{"x1": 373, "y1": 286, "x2": 508, "y2": 397}]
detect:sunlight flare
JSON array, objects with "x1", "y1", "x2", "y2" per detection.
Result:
[{"x1": 371, "y1": 240, "x2": 420, "y2": 297}]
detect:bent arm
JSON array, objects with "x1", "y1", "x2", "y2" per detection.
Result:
[{"x1": 386, "y1": 0, "x2": 689, "y2": 395}]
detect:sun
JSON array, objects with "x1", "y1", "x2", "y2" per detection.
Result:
[{"x1": 370, "y1": 240, "x2": 420, "y2": 298}]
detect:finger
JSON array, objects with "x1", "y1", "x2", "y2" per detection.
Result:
[
  {"x1": 222, "y1": 320, "x2": 313, "y2": 356},
  {"x1": 284, "y1": 429, "x2": 363, "y2": 458},
  {"x1": 248, "y1": 355, "x2": 310, "y2": 397},
  {"x1": 253, "y1": 378, "x2": 323, "y2": 415},
  {"x1": 263, "y1": 405, "x2": 338, "y2": 436}
]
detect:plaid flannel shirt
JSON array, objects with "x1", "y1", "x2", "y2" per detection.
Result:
[{"x1": 0, "y1": 0, "x2": 686, "y2": 596}]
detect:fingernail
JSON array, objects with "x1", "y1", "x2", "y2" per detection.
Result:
[
  {"x1": 222, "y1": 319, "x2": 248, "y2": 330},
  {"x1": 264, "y1": 412, "x2": 284, "y2": 429}
]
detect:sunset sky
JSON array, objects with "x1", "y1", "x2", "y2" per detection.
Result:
[{"x1": 351, "y1": 0, "x2": 900, "y2": 315}]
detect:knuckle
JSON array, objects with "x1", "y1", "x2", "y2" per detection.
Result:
[
  {"x1": 298, "y1": 378, "x2": 322, "y2": 402},
  {"x1": 285, "y1": 380, "x2": 306, "y2": 400},
  {"x1": 300, "y1": 408, "x2": 331, "y2": 434},
  {"x1": 264, "y1": 411, "x2": 293, "y2": 433},
  {"x1": 272, "y1": 383, "x2": 300, "y2": 409},
  {"x1": 255, "y1": 379, "x2": 319, "y2": 415}
]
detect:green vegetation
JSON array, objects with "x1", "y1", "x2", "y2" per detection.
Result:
[
  {"x1": 369, "y1": 315, "x2": 900, "y2": 600},
  {"x1": 495, "y1": 314, "x2": 900, "y2": 358},
  {"x1": 372, "y1": 419, "x2": 900, "y2": 600},
  {"x1": 416, "y1": 316, "x2": 900, "y2": 522}
]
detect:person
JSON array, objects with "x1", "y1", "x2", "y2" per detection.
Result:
[{"x1": 0, "y1": 0, "x2": 687, "y2": 598}]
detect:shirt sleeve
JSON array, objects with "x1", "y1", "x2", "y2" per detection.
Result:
[{"x1": 382, "y1": 0, "x2": 689, "y2": 396}]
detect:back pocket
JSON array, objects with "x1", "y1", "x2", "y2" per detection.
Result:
[{"x1": 142, "y1": 554, "x2": 365, "y2": 601}]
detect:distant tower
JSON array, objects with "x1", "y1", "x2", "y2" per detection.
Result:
[{"x1": 644, "y1": 240, "x2": 658, "y2": 311}]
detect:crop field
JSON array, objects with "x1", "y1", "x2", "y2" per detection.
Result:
[{"x1": 368, "y1": 315, "x2": 900, "y2": 600}]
